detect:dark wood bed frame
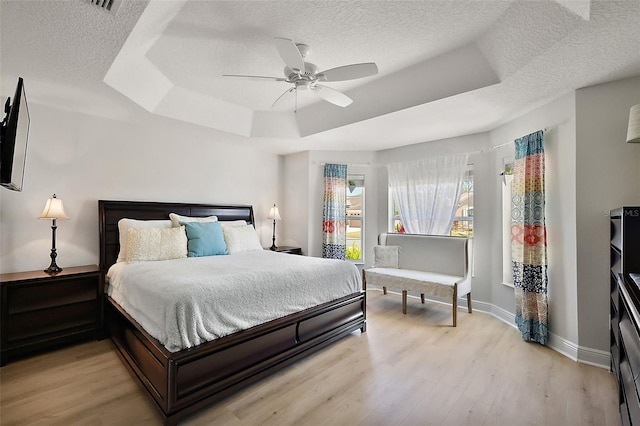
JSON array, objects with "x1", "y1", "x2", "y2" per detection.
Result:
[{"x1": 98, "y1": 200, "x2": 366, "y2": 425}]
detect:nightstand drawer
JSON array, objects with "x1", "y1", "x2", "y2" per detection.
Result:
[
  {"x1": 6, "y1": 300, "x2": 96, "y2": 342},
  {"x1": 7, "y1": 277, "x2": 97, "y2": 314}
]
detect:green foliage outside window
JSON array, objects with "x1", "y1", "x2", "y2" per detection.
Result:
[{"x1": 346, "y1": 242, "x2": 361, "y2": 260}]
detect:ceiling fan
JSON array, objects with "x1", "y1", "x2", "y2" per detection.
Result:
[{"x1": 223, "y1": 37, "x2": 378, "y2": 109}]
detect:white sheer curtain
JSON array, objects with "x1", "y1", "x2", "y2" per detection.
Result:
[{"x1": 388, "y1": 154, "x2": 469, "y2": 235}]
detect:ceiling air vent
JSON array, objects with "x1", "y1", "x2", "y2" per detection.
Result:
[{"x1": 85, "y1": 0, "x2": 122, "y2": 14}]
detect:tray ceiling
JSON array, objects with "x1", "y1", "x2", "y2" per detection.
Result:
[{"x1": 1, "y1": 0, "x2": 639, "y2": 153}]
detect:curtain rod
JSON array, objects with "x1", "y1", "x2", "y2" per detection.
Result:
[
  {"x1": 316, "y1": 125, "x2": 556, "y2": 161},
  {"x1": 487, "y1": 127, "x2": 551, "y2": 152},
  {"x1": 316, "y1": 162, "x2": 375, "y2": 167},
  {"x1": 464, "y1": 127, "x2": 551, "y2": 155}
]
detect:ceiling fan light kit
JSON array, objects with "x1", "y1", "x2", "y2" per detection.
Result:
[{"x1": 223, "y1": 37, "x2": 378, "y2": 110}]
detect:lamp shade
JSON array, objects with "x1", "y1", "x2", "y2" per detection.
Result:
[
  {"x1": 627, "y1": 104, "x2": 640, "y2": 143},
  {"x1": 267, "y1": 205, "x2": 281, "y2": 221},
  {"x1": 38, "y1": 194, "x2": 69, "y2": 220}
]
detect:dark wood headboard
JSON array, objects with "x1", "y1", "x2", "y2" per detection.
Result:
[{"x1": 98, "y1": 200, "x2": 254, "y2": 274}]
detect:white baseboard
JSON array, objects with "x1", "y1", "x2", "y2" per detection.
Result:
[
  {"x1": 367, "y1": 287, "x2": 610, "y2": 369},
  {"x1": 575, "y1": 345, "x2": 611, "y2": 369}
]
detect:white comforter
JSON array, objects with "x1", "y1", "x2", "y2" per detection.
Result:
[{"x1": 107, "y1": 250, "x2": 361, "y2": 352}]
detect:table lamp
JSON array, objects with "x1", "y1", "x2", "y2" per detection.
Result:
[
  {"x1": 39, "y1": 194, "x2": 69, "y2": 274},
  {"x1": 267, "y1": 204, "x2": 281, "y2": 251}
]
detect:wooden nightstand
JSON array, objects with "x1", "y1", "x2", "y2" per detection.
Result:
[
  {"x1": 0, "y1": 265, "x2": 101, "y2": 365},
  {"x1": 267, "y1": 246, "x2": 303, "y2": 255}
]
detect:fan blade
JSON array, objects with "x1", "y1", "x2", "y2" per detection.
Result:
[
  {"x1": 272, "y1": 87, "x2": 296, "y2": 109},
  {"x1": 274, "y1": 37, "x2": 305, "y2": 74},
  {"x1": 318, "y1": 63, "x2": 378, "y2": 82},
  {"x1": 311, "y1": 85, "x2": 353, "y2": 107},
  {"x1": 223, "y1": 74, "x2": 287, "y2": 82}
]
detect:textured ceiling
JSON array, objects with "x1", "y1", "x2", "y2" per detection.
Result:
[
  {"x1": 1, "y1": 0, "x2": 639, "y2": 154},
  {"x1": 148, "y1": 1, "x2": 509, "y2": 110}
]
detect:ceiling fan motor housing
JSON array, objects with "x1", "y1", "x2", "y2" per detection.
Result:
[{"x1": 284, "y1": 62, "x2": 319, "y2": 89}]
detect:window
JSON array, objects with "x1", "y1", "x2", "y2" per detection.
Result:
[
  {"x1": 391, "y1": 166, "x2": 474, "y2": 237},
  {"x1": 450, "y1": 168, "x2": 474, "y2": 237},
  {"x1": 502, "y1": 158, "x2": 514, "y2": 286},
  {"x1": 346, "y1": 175, "x2": 364, "y2": 263},
  {"x1": 391, "y1": 202, "x2": 405, "y2": 233}
]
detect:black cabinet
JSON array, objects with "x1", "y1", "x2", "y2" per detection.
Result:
[
  {"x1": 0, "y1": 265, "x2": 101, "y2": 365},
  {"x1": 610, "y1": 207, "x2": 640, "y2": 425}
]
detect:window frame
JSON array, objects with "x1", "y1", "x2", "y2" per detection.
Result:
[
  {"x1": 450, "y1": 167, "x2": 474, "y2": 238},
  {"x1": 501, "y1": 157, "x2": 515, "y2": 287},
  {"x1": 346, "y1": 174, "x2": 365, "y2": 264}
]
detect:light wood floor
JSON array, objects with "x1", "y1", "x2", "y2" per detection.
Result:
[{"x1": 0, "y1": 290, "x2": 620, "y2": 426}]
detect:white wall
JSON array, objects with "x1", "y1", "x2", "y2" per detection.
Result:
[
  {"x1": 282, "y1": 151, "x2": 310, "y2": 252},
  {"x1": 575, "y1": 76, "x2": 640, "y2": 353},
  {"x1": 0, "y1": 103, "x2": 281, "y2": 274}
]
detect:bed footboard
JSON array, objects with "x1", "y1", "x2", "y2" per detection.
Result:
[{"x1": 107, "y1": 292, "x2": 366, "y2": 425}]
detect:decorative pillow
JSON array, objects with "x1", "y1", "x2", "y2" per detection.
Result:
[
  {"x1": 220, "y1": 220, "x2": 248, "y2": 227},
  {"x1": 181, "y1": 221, "x2": 228, "y2": 257},
  {"x1": 222, "y1": 224, "x2": 263, "y2": 254},
  {"x1": 125, "y1": 226, "x2": 188, "y2": 262},
  {"x1": 169, "y1": 213, "x2": 218, "y2": 228},
  {"x1": 373, "y1": 245, "x2": 400, "y2": 268},
  {"x1": 117, "y1": 218, "x2": 172, "y2": 262}
]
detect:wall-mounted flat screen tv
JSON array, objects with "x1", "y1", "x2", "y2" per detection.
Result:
[{"x1": 0, "y1": 77, "x2": 30, "y2": 192}]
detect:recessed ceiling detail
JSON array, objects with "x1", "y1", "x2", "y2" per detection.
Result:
[
  {"x1": 4, "y1": 0, "x2": 636, "y2": 153},
  {"x1": 103, "y1": 0, "x2": 504, "y2": 138},
  {"x1": 103, "y1": 0, "x2": 254, "y2": 136}
]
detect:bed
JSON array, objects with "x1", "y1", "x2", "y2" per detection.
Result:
[{"x1": 98, "y1": 200, "x2": 366, "y2": 425}]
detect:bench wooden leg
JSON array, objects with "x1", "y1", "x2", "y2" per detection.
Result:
[
  {"x1": 421, "y1": 293, "x2": 425, "y2": 304},
  {"x1": 402, "y1": 290, "x2": 407, "y2": 314},
  {"x1": 467, "y1": 293, "x2": 472, "y2": 313},
  {"x1": 453, "y1": 286, "x2": 458, "y2": 327},
  {"x1": 383, "y1": 286, "x2": 387, "y2": 295}
]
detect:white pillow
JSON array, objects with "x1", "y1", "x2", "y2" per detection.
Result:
[
  {"x1": 222, "y1": 224, "x2": 262, "y2": 254},
  {"x1": 220, "y1": 220, "x2": 248, "y2": 227},
  {"x1": 126, "y1": 226, "x2": 187, "y2": 262},
  {"x1": 373, "y1": 245, "x2": 400, "y2": 268},
  {"x1": 169, "y1": 213, "x2": 218, "y2": 228},
  {"x1": 117, "y1": 219, "x2": 172, "y2": 262}
]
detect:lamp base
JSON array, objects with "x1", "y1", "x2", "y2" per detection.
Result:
[
  {"x1": 45, "y1": 246, "x2": 62, "y2": 275},
  {"x1": 270, "y1": 219, "x2": 277, "y2": 251},
  {"x1": 44, "y1": 264, "x2": 63, "y2": 274}
]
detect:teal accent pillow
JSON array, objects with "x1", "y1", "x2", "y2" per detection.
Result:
[{"x1": 180, "y1": 221, "x2": 228, "y2": 257}]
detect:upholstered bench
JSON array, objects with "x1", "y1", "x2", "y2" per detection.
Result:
[{"x1": 363, "y1": 233, "x2": 472, "y2": 326}]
